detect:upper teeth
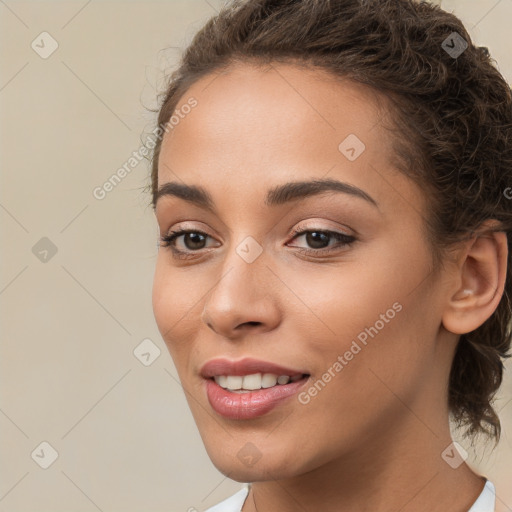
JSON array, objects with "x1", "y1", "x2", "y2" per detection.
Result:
[{"x1": 214, "y1": 373, "x2": 303, "y2": 391}]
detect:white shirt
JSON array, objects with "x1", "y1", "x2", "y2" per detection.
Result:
[{"x1": 204, "y1": 480, "x2": 496, "y2": 512}]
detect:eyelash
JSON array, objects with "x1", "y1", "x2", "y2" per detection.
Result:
[{"x1": 159, "y1": 226, "x2": 356, "y2": 260}]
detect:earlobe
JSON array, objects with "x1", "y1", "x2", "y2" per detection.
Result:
[{"x1": 442, "y1": 227, "x2": 508, "y2": 335}]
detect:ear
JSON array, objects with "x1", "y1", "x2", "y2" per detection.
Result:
[{"x1": 442, "y1": 224, "x2": 508, "y2": 335}]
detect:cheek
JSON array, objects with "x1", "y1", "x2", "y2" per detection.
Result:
[
  {"x1": 152, "y1": 256, "x2": 198, "y2": 356},
  {"x1": 290, "y1": 305, "x2": 431, "y2": 459},
  {"x1": 277, "y1": 256, "x2": 407, "y2": 355},
  {"x1": 292, "y1": 246, "x2": 436, "y2": 411},
  {"x1": 152, "y1": 253, "x2": 201, "y2": 319},
  {"x1": 152, "y1": 258, "x2": 172, "y2": 336}
]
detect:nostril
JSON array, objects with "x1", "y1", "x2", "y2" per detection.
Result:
[{"x1": 237, "y1": 321, "x2": 261, "y2": 328}]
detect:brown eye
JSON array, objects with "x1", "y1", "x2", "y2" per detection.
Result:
[
  {"x1": 304, "y1": 231, "x2": 331, "y2": 249},
  {"x1": 180, "y1": 232, "x2": 207, "y2": 250},
  {"x1": 160, "y1": 229, "x2": 217, "y2": 259},
  {"x1": 288, "y1": 229, "x2": 356, "y2": 256}
]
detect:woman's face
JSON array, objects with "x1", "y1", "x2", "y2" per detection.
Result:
[{"x1": 153, "y1": 62, "x2": 455, "y2": 481}]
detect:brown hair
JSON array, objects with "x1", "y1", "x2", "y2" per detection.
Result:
[{"x1": 149, "y1": 0, "x2": 512, "y2": 442}]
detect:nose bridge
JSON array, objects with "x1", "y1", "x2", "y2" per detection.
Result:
[
  {"x1": 208, "y1": 234, "x2": 267, "y2": 308},
  {"x1": 201, "y1": 234, "x2": 279, "y2": 334}
]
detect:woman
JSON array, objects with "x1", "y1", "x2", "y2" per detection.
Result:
[{"x1": 149, "y1": 0, "x2": 511, "y2": 510}]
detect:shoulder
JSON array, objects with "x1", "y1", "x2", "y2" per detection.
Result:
[{"x1": 204, "y1": 484, "x2": 250, "y2": 512}]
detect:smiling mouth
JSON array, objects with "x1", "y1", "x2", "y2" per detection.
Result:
[{"x1": 205, "y1": 372, "x2": 311, "y2": 420}]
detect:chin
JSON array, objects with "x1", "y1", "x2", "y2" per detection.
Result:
[
  {"x1": 205, "y1": 443, "x2": 308, "y2": 482},
  {"x1": 211, "y1": 460, "x2": 297, "y2": 483}
]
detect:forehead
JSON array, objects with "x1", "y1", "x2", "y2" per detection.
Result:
[
  {"x1": 160, "y1": 61, "x2": 389, "y2": 160},
  {"x1": 157, "y1": 61, "x2": 422, "y2": 215}
]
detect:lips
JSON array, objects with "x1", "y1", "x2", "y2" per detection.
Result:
[
  {"x1": 200, "y1": 357, "x2": 308, "y2": 379},
  {"x1": 205, "y1": 377, "x2": 309, "y2": 419},
  {"x1": 200, "y1": 357, "x2": 310, "y2": 419}
]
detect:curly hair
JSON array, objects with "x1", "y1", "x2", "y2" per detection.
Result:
[{"x1": 149, "y1": 0, "x2": 512, "y2": 442}]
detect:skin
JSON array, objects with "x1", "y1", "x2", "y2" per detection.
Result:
[{"x1": 152, "y1": 62, "x2": 507, "y2": 512}]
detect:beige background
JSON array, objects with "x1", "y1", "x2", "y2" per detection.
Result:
[{"x1": 0, "y1": 1, "x2": 511, "y2": 511}]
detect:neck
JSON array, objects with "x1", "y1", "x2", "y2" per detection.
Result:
[{"x1": 244, "y1": 414, "x2": 485, "y2": 512}]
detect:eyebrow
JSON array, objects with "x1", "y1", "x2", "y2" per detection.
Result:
[{"x1": 155, "y1": 178, "x2": 378, "y2": 212}]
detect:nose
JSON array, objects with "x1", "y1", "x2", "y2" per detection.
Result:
[{"x1": 200, "y1": 245, "x2": 282, "y2": 339}]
